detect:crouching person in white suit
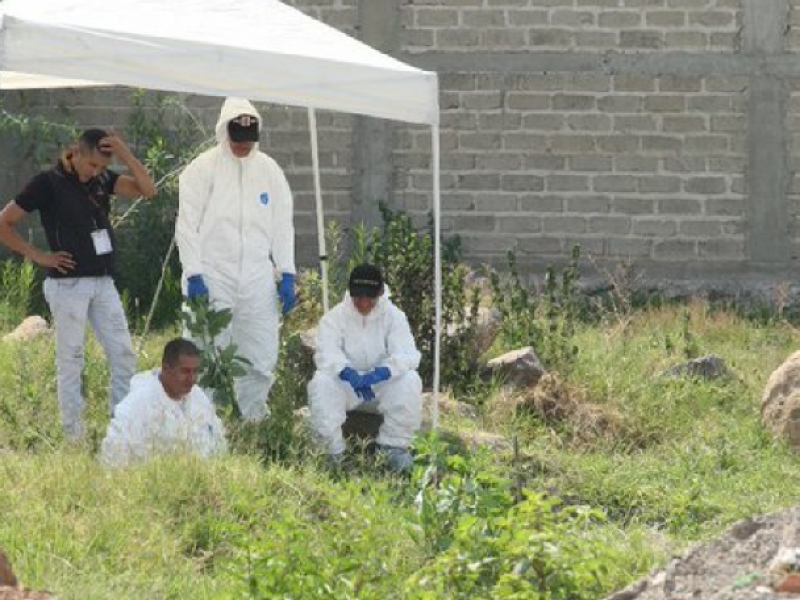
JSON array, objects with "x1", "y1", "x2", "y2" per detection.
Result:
[
  {"x1": 308, "y1": 264, "x2": 423, "y2": 473},
  {"x1": 101, "y1": 338, "x2": 227, "y2": 467}
]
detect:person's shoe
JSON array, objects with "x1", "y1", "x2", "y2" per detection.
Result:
[
  {"x1": 377, "y1": 445, "x2": 414, "y2": 474},
  {"x1": 325, "y1": 452, "x2": 345, "y2": 470}
]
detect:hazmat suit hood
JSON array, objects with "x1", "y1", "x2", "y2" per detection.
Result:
[{"x1": 215, "y1": 97, "x2": 263, "y2": 157}]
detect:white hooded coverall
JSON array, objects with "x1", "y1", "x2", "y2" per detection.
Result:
[
  {"x1": 100, "y1": 370, "x2": 227, "y2": 468},
  {"x1": 176, "y1": 97, "x2": 295, "y2": 421},
  {"x1": 308, "y1": 292, "x2": 423, "y2": 455}
]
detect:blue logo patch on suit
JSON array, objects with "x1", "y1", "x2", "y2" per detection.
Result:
[{"x1": 259, "y1": 192, "x2": 270, "y2": 206}]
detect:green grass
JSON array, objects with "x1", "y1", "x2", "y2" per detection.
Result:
[{"x1": 2, "y1": 300, "x2": 800, "y2": 599}]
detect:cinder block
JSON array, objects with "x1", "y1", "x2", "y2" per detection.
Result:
[
  {"x1": 606, "y1": 237, "x2": 653, "y2": 258},
  {"x1": 523, "y1": 114, "x2": 566, "y2": 130},
  {"x1": 543, "y1": 215, "x2": 587, "y2": 233},
  {"x1": 463, "y1": 9, "x2": 507, "y2": 27},
  {"x1": 705, "y1": 197, "x2": 745, "y2": 217},
  {"x1": 547, "y1": 175, "x2": 591, "y2": 192},
  {"x1": 518, "y1": 236, "x2": 563, "y2": 255},
  {"x1": 652, "y1": 239, "x2": 697, "y2": 259},
  {"x1": 436, "y1": 29, "x2": 481, "y2": 47},
  {"x1": 553, "y1": 94, "x2": 596, "y2": 111},
  {"x1": 598, "y1": 11, "x2": 642, "y2": 28},
  {"x1": 620, "y1": 30, "x2": 663, "y2": 48},
  {"x1": 612, "y1": 197, "x2": 656, "y2": 215},
  {"x1": 475, "y1": 194, "x2": 520, "y2": 212},
  {"x1": 646, "y1": 11, "x2": 686, "y2": 27},
  {"x1": 657, "y1": 198, "x2": 702, "y2": 215},
  {"x1": 416, "y1": 8, "x2": 460, "y2": 26},
  {"x1": 482, "y1": 28, "x2": 528, "y2": 48},
  {"x1": 496, "y1": 214, "x2": 542, "y2": 233},
  {"x1": 501, "y1": 174, "x2": 546, "y2": 192},
  {"x1": 594, "y1": 175, "x2": 638, "y2": 193},
  {"x1": 529, "y1": 28, "x2": 573, "y2": 47},
  {"x1": 552, "y1": 9, "x2": 596, "y2": 27},
  {"x1": 453, "y1": 215, "x2": 497, "y2": 232},
  {"x1": 684, "y1": 177, "x2": 727, "y2": 194},
  {"x1": 589, "y1": 216, "x2": 631, "y2": 234},
  {"x1": 638, "y1": 176, "x2": 681, "y2": 193},
  {"x1": 567, "y1": 195, "x2": 612, "y2": 214},
  {"x1": 679, "y1": 220, "x2": 724, "y2": 237},
  {"x1": 665, "y1": 31, "x2": 708, "y2": 49},
  {"x1": 697, "y1": 239, "x2": 745, "y2": 259},
  {"x1": 507, "y1": 9, "x2": 549, "y2": 26},
  {"x1": 507, "y1": 93, "x2": 550, "y2": 110},
  {"x1": 632, "y1": 219, "x2": 677, "y2": 237},
  {"x1": 575, "y1": 31, "x2": 619, "y2": 47},
  {"x1": 570, "y1": 156, "x2": 614, "y2": 172},
  {"x1": 519, "y1": 195, "x2": 564, "y2": 212}
]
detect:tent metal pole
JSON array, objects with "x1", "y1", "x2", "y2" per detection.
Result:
[
  {"x1": 432, "y1": 124, "x2": 441, "y2": 431},
  {"x1": 308, "y1": 107, "x2": 329, "y2": 313}
]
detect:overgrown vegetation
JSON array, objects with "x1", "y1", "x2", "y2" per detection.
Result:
[{"x1": 1, "y1": 93, "x2": 800, "y2": 600}]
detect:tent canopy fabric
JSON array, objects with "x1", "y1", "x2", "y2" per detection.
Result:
[{"x1": 0, "y1": 0, "x2": 439, "y2": 125}]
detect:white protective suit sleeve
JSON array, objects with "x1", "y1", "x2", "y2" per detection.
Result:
[
  {"x1": 314, "y1": 308, "x2": 350, "y2": 378},
  {"x1": 176, "y1": 155, "x2": 213, "y2": 279},
  {"x1": 270, "y1": 163, "x2": 296, "y2": 276},
  {"x1": 100, "y1": 385, "x2": 156, "y2": 468},
  {"x1": 383, "y1": 308, "x2": 422, "y2": 378}
]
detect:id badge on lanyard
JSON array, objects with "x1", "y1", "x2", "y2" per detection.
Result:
[{"x1": 91, "y1": 229, "x2": 113, "y2": 255}]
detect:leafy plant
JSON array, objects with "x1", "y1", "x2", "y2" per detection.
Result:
[
  {"x1": 408, "y1": 491, "x2": 620, "y2": 600},
  {"x1": 489, "y1": 246, "x2": 582, "y2": 372},
  {"x1": 180, "y1": 296, "x2": 250, "y2": 417}
]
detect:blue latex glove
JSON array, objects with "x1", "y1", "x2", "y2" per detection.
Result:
[
  {"x1": 356, "y1": 385, "x2": 376, "y2": 402},
  {"x1": 339, "y1": 367, "x2": 363, "y2": 390},
  {"x1": 339, "y1": 368, "x2": 373, "y2": 401},
  {"x1": 278, "y1": 273, "x2": 296, "y2": 316},
  {"x1": 360, "y1": 366, "x2": 391, "y2": 387},
  {"x1": 187, "y1": 274, "x2": 209, "y2": 300}
]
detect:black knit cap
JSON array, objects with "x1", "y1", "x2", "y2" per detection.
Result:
[{"x1": 348, "y1": 264, "x2": 383, "y2": 298}]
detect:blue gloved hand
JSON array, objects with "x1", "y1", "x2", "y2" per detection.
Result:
[
  {"x1": 360, "y1": 366, "x2": 391, "y2": 387},
  {"x1": 356, "y1": 385, "x2": 376, "y2": 402},
  {"x1": 278, "y1": 273, "x2": 296, "y2": 316},
  {"x1": 187, "y1": 274, "x2": 209, "y2": 300},
  {"x1": 339, "y1": 367, "x2": 363, "y2": 391}
]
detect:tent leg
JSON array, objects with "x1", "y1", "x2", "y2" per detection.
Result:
[
  {"x1": 432, "y1": 125, "x2": 441, "y2": 431},
  {"x1": 308, "y1": 107, "x2": 329, "y2": 313}
]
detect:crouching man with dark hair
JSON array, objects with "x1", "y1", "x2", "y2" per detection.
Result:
[{"x1": 101, "y1": 338, "x2": 227, "y2": 467}]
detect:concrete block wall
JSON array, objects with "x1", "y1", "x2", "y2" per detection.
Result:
[{"x1": 2, "y1": 0, "x2": 800, "y2": 295}]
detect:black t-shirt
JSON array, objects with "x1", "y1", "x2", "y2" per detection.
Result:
[{"x1": 16, "y1": 162, "x2": 120, "y2": 278}]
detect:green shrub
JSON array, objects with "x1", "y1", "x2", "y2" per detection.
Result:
[{"x1": 489, "y1": 246, "x2": 582, "y2": 371}]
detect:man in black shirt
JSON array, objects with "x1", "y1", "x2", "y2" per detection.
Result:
[{"x1": 0, "y1": 128, "x2": 156, "y2": 440}]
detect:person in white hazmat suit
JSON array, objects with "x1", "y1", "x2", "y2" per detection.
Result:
[
  {"x1": 101, "y1": 338, "x2": 227, "y2": 467},
  {"x1": 176, "y1": 97, "x2": 296, "y2": 421},
  {"x1": 308, "y1": 264, "x2": 423, "y2": 473}
]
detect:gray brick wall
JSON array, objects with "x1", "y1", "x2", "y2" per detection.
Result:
[
  {"x1": 2, "y1": 0, "x2": 800, "y2": 295},
  {"x1": 393, "y1": 72, "x2": 747, "y2": 269},
  {"x1": 401, "y1": 0, "x2": 742, "y2": 54}
]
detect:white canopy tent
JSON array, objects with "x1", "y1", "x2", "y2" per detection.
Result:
[{"x1": 0, "y1": 0, "x2": 443, "y2": 426}]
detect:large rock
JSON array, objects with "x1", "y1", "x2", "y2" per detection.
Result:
[
  {"x1": 2, "y1": 317, "x2": 50, "y2": 343},
  {"x1": 762, "y1": 351, "x2": 800, "y2": 451},
  {"x1": 486, "y1": 346, "x2": 545, "y2": 389},
  {"x1": 0, "y1": 549, "x2": 60, "y2": 599},
  {"x1": 663, "y1": 354, "x2": 728, "y2": 380},
  {"x1": 0, "y1": 551, "x2": 17, "y2": 588}
]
